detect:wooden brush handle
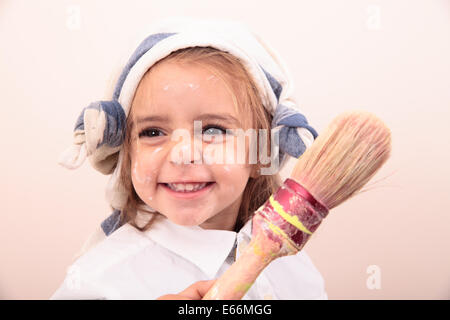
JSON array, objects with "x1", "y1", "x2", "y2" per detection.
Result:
[{"x1": 203, "y1": 214, "x2": 290, "y2": 300}]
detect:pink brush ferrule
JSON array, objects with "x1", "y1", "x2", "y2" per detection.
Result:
[{"x1": 255, "y1": 178, "x2": 329, "y2": 251}]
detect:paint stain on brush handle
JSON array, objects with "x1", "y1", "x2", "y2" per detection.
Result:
[{"x1": 256, "y1": 178, "x2": 328, "y2": 251}]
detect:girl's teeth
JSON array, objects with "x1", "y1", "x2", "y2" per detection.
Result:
[{"x1": 167, "y1": 183, "x2": 207, "y2": 192}]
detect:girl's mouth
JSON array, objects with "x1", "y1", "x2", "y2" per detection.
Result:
[{"x1": 159, "y1": 182, "x2": 215, "y2": 199}]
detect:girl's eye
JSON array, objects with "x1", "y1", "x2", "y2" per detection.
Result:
[
  {"x1": 138, "y1": 125, "x2": 227, "y2": 139},
  {"x1": 203, "y1": 125, "x2": 227, "y2": 135},
  {"x1": 139, "y1": 128, "x2": 165, "y2": 138}
]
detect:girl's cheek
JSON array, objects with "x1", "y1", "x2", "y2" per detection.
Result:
[
  {"x1": 216, "y1": 163, "x2": 252, "y2": 195},
  {"x1": 203, "y1": 137, "x2": 239, "y2": 165},
  {"x1": 131, "y1": 159, "x2": 153, "y2": 186},
  {"x1": 131, "y1": 146, "x2": 165, "y2": 187}
]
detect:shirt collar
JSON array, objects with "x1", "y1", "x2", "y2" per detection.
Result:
[{"x1": 143, "y1": 214, "x2": 253, "y2": 278}]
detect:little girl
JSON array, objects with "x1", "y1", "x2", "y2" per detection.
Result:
[{"x1": 52, "y1": 18, "x2": 327, "y2": 300}]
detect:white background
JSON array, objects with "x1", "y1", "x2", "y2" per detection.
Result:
[{"x1": 0, "y1": 0, "x2": 449, "y2": 299}]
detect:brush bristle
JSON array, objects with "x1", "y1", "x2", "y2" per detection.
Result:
[{"x1": 291, "y1": 111, "x2": 391, "y2": 210}]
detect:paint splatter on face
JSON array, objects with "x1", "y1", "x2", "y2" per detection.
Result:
[{"x1": 129, "y1": 60, "x2": 254, "y2": 230}]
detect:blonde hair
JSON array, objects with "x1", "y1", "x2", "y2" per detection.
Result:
[{"x1": 119, "y1": 46, "x2": 282, "y2": 232}]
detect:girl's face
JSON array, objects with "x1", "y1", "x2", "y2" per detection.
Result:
[{"x1": 129, "y1": 60, "x2": 254, "y2": 231}]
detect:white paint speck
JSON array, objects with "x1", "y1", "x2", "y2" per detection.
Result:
[
  {"x1": 133, "y1": 161, "x2": 152, "y2": 184},
  {"x1": 186, "y1": 83, "x2": 199, "y2": 90}
]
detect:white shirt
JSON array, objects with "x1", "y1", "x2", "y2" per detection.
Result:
[{"x1": 51, "y1": 215, "x2": 328, "y2": 300}]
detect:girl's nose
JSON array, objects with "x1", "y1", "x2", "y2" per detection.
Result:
[{"x1": 169, "y1": 134, "x2": 203, "y2": 165}]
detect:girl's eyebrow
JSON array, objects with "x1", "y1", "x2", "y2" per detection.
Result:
[{"x1": 136, "y1": 113, "x2": 241, "y2": 126}]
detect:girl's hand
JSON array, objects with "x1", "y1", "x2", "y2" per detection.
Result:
[{"x1": 156, "y1": 280, "x2": 216, "y2": 300}]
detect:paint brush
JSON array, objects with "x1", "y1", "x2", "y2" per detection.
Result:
[{"x1": 203, "y1": 110, "x2": 391, "y2": 300}]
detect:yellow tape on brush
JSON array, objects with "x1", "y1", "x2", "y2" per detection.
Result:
[{"x1": 269, "y1": 195, "x2": 313, "y2": 235}]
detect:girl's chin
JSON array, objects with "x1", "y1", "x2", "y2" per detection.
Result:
[{"x1": 164, "y1": 214, "x2": 208, "y2": 227}]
